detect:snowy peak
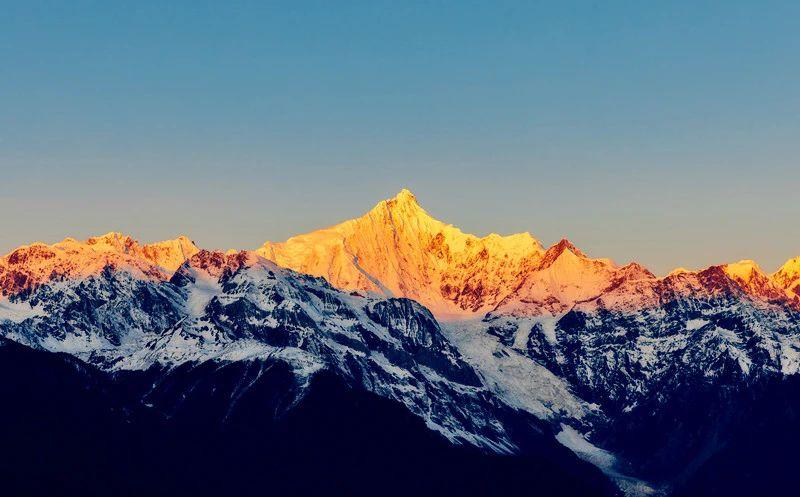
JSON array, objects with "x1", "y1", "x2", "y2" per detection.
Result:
[
  {"x1": 388, "y1": 187, "x2": 420, "y2": 208},
  {"x1": 773, "y1": 256, "x2": 800, "y2": 296},
  {"x1": 70, "y1": 232, "x2": 199, "y2": 271},
  {"x1": 379, "y1": 188, "x2": 451, "y2": 237},
  {"x1": 257, "y1": 189, "x2": 545, "y2": 316},
  {"x1": 672, "y1": 261, "x2": 791, "y2": 303},
  {"x1": 0, "y1": 233, "x2": 199, "y2": 296},
  {"x1": 263, "y1": 190, "x2": 714, "y2": 318},
  {"x1": 255, "y1": 190, "x2": 800, "y2": 319},
  {"x1": 617, "y1": 262, "x2": 655, "y2": 279},
  {"x1": 722, "y1": 259, "x2": 764, "y2": 282},
  {"x1": 140, "y1": 235, "x2": 200, "y2": 272},
  {"x1": 667, "y1": 267, "x2": 692, "y2": 276},
  {"x1": 491, "y1": 240, "x2": 622, "y2": 317},
  {"x1": 538, "y1": 239, "x2": 589, "y2": 270},
  {"x1": 718, "y1": 260, "x2": 789, "y2": 300},
  {"x1": 85, "y1": 231, "x2": 138, "y2": 253}
]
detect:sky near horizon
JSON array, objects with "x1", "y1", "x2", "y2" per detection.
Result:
[{"x1": 1, "y1": 1, "x2": 799, "y2": 274}]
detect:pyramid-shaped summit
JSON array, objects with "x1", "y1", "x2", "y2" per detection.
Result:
[{"x1": 258, "y1": 190, "x2": 552, "y2": 316}]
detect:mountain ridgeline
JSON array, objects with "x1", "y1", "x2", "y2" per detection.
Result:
[{"x1": 2, "y1": 189, "x2": 800, "y2": 496}]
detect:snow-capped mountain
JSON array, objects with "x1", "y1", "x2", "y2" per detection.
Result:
[
  {"x1": 0, "y1": 231, "x2": 616, "y2": 496},
  {"x1": 0, "y1": 245, "x2": 520, "y2": 450},
  {"x1": 773, "y1": 255, "x2": 800, "y2": 296},
  {"x1": 257, "y1": 190, "x2": 799, "y2": 318},
  {"x1": 257, "y1": 189, "x2": 545, "y2": 317},
  {"x1": 0, "y1": 232, "x2": 198, "y2": 297},
  {"x1": 475, "y1": 262, "x2": 800, "y2": 486},
  {"x1": 3, "y1": 190, "x2": 800, "y2": 496},
  {"x1": 254, "y1": 189, "x2": 800, "y2": 495}
]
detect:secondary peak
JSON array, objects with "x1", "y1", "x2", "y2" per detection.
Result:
[{"x1": 537, "y1": 239, "x2": 587, "y2": 269}]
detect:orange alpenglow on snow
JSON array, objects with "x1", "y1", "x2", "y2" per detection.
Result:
[
  {"x1": 773, "y1": 256, "x2": 800, "y2": 296},
  {"x1": 0, "y1": 232, "x2": 199, "y2": 296},
  {"x1": 255, "y1": 189, "x2": 634, "y2": 317},
  {"x1": 257, "y1": 189, "x2": 800, "y2": 318},
  {"x1": 2, "y1": 189, "x2": 799, "y2": 317},
  {"x1": 256, "y1": 189, "x2": 546, "y2": 317}
]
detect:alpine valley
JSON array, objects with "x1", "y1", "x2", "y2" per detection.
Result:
[{"x1": 2, "y1": 190, "x2": 800, "y2": 497}]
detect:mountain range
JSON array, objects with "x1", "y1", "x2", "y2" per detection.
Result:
[{"x1": 2, "y1": 189, "x2": 799, "y2": 496}]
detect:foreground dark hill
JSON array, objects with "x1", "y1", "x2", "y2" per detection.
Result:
[
  {"x1": 674, "y1": 375, "x2": 800, "y2": 497},
  {"x1": 0, "y1": 338, "x2": 616, "y2": 497}
]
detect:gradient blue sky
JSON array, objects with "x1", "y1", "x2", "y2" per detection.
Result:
[{"x1": 2, "y1": 1, "x2": 798, "y2": 274}]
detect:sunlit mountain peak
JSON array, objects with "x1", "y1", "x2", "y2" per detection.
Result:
[
  {"x1": 773, "y1": 256, "x2": 800, "y2": 296},
  {"x1": 0, "y1": 232, "x2": 199, "y2": 296}
]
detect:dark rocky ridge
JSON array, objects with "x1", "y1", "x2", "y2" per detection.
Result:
[{"x1": 0, "y1": 337, "x2": 616, "y2": 497}]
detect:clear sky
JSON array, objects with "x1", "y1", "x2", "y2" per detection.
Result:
[{"x1": 2, "y1": 1, "x2": 798, "y2": 274}]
